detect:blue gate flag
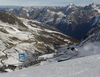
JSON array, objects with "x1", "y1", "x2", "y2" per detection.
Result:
[
  {"x1": 18, "y1": 50, "x2": 28, "y2": 69},
  {"x1": 19, "y1": 53, "x2": 25, "y2": 60}
]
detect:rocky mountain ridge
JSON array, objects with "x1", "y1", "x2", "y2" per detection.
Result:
[
  {"x1": 0, "y1": 3, "x2": 100, "y2": 40},
  {"x1": 77, "y1": 15, "x2": 100, "y2": 46}
]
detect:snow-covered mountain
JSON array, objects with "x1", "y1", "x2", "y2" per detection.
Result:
[
  {"x1": 78, "y1": 15, "x2": 100, "y2": 46},
  {"x1": 1, "y1": 3, "x2": 100, "y2": 40},
  {"x1": 0, "y1": 12, "x2": 78, "y2": 66},
  {"x1": 0, "y1": 6, "x2": 100, "y2": 76},
  {"x1": 0, "y1": 4, "x2": 100, "y2": 76}
]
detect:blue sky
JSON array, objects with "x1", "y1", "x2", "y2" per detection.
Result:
[{"x1": 0, "y1": 0, "x2": 100, "y2": 6}]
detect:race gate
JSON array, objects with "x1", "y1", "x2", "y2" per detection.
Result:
[{"x1": 18, "y1": 50, "x2": 28, "y2": 69}]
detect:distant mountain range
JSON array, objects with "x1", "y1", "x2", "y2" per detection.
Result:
[{"x1": 0, "y1": 3, "x2": 100, "y2": 40}]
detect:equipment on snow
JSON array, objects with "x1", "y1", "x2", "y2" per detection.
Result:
[
  {"x1": 58, "y1": 57, "x2": 72, "y2": 62},
  {"x1": 18, "y1": 50, "x2": 28, "y2": 69}
]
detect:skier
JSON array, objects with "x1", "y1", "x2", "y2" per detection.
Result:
[
  {"x1": 58, "y1": 47, "x2": 79, "y2": 62},
  {"x1": 70, "y1": 47, "x2": 79, "y2": 56}
]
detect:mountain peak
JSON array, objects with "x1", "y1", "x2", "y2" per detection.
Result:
[
  {"x1": 70, "y1": 3, "x2": 74, "y2": 6},
  {"x1": 91, "y1": 3, "x2": 97, "y2": 7},
  {"x1": 64, "y1": 3, "x2": 76, "y2": 9},
  {"x1": 67, "y1": 3, "x2": 76, "y2": 9}
]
